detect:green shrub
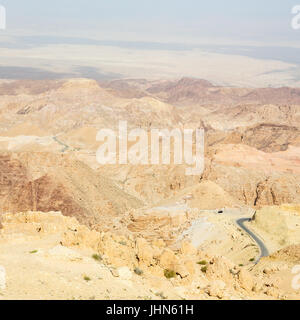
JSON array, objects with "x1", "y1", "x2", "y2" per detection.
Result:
[
  {"x1": 249, "y1": 258, "x2": 255, "y2": 262},
  {"x1": 92, "y1": 254, "x2": 102, "y2": 261},
  {"x1": 197, "y1": 260, "x2": 207, "y2": 265},
  {"x1": 83, "y1": 276, "x2": 91, "y2": 281},
  {"x1": 201, "y1": 266, "x2": 207, "y2": 273},
  {"x1": 29, "y1": 250, "x2": 38, "y2": 254},
  {"x1": 164, "y1": 269, "x2": 176, "y2": 279},
  {"x1": 134, "y1": 267, "x2": 143, "y2": 276}
]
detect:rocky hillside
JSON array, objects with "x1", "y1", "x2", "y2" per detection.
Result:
[
  {"x1": 0, "y1": 211, "x2": 299, "y2": 300},
  {"x1": 0, "y1": 78, "x2": 300, "y2": 300}
]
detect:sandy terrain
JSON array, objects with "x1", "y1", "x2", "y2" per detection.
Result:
[{"x1": 0, "y1": 78, "x2": 299, "y2": 300}]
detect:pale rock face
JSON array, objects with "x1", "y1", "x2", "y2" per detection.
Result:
[
  {"x1": 159, "y1": 249, "x2": 178, "y2": 270},
  {"x1": 48, "y1": 245, "x2": 83, "y2": 261},
  {"x1": 97, "y1": 234, "x2": 137, "y2": 268},
  {"x1": 264, "y1": 287, "x2": 281, "y2": 299},
  {"x1": 205, "y1": 280, "x2": 227, "y2": 299},
  {"x1": 174, "y1": 265, "x2": 189, "y2": 279},
  {"x1": 206, "y1": 256, "x2": 236, "y2": 286},
  {"x1": 63, "y1": 225, "x2": 101, "y2": 251},
  {"x1": 117, "y1": 267, "x2": 133, "y2": 280},
  {"x1": 174, "y1": 286, "x2": 188, "y2": 299},
  {"x1": 263, "y1": 267, "x2": 274, "y2": 275},
  {"x1": 238, "y1": 269, "x2": 254, "y2": 292},
  {"x1": 180, "y1": 240, "x2": 197, "y2": 256},
  {"x1": 110, "y1": 268, "x2": 119, "y2": 278},
  {"x1": 173, "y1": 258, "x2": 196, "y2": 279},
  {"x1": 0, "y1": 266, "x2": 6, "y2": 290},
  {"x1": 152, "y1": 239, "x2": 166, "y2": 248},
  {"x1": 184, "y1": 259, "x2": 196, "y2": 276},
  {"x1": 135, "y1": 237, "x2": 155, "y2": 267}
]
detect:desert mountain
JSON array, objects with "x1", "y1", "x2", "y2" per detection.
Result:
[{"x1": 0, "y1": 77, "x2": 300, "y2": 299}]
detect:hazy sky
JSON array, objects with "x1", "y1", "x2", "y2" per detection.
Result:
[
  {"x1": 0, "y1": 1, "x2": 300, "y2": 86},
  {"x1": 1, "y1": 0, "x2": 299, "y2": 45}
]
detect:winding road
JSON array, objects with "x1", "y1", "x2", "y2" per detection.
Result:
[
  {"x1": 236, "y1": 218, "x2": 269, "y2": 263},
  {"x1": 53, "y1": 136, "x2": 69, "y2": 153}
]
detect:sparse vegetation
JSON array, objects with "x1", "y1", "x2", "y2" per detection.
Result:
[
  {"x1": 92, "y1": 254, "x2": 102, "y2": 261},
  {"x1": 164, "y1": 269, "x2": 176, "y2": 279},
  {"x1": 201, "y1": 266, "x2": 207, "y2": 273},
  {"x1": 134, "y1": 267, "x2": 143, "y2": 276},
  {"x1": 2, "y1": 76, "x2": 300, "y2": 301}
]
